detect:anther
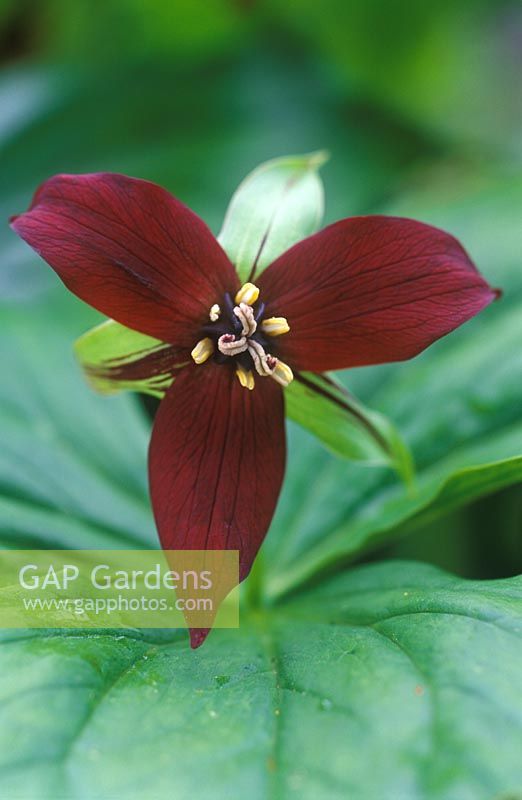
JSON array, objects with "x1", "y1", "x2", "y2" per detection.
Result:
[
  {"x1": 209, "y1": 304, "x2": 221, "y2": 322},
  {"x1": 236, "y1": 365, "x2": 255, "y2": 390},
  {"x1": 271, "y1": 359, "x2": 294, "y2": 387},
  {"x1": 191, "y1": 337, "x2": 214, "y2": 364},
  {"x1": 218, "y1": 333, "x2": 248, "y2": 356},
  {"x1": 261, "y1": 317, "x2": 290, "y2": 336},
  {"x1": 235, "y1": 282, "x2": 260, "y2": 306}
]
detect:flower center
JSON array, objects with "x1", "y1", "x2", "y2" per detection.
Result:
[{"x1": 190, "y1": 283, "x2": 293, "y2": 391}]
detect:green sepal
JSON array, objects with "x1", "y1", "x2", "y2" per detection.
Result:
[
  {"x1": 74, "y1": 320, "x2": 177, "y2": 398},
  {"x1": 218, "y1": 150, "x2": 328, "y2": 282},
  {"x1": 286, "y1": 372, "x2": 415, "y2": 485}
]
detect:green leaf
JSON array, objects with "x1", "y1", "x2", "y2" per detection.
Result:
[
  {"x1": 286, "y1": 372, "x2": 414, "y2": 483},
  {"x1": 0, "y1": 291, "x2": 156, "y2": 550},
  {"x1": 218, "y1": 150, "x2": 328, "y2": 282},
  {"x1": 74, "y1": 320, "x2": 176, "y2": 398},
  {"x1": 1, "y1": 561, "x2": 521, "y2": 799},
  {"x1": 268, "y1": 444, "x2": 522, "y2": 599}
]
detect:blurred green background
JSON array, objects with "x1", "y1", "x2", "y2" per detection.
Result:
[
  {"x1": 1, "y1": 3, "x2": 522, "y2": 799},
  {"x1": 1, "y1": 0, "x2": 520, "y2": 579}
]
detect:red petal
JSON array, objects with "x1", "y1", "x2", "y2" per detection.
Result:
[
  {"x1": 149, "y1": 363, "x2": 286, "y2": 646},
  {"x1": 258, "y1": 216, "x2": 498, "y2": 371},
  {"x1": 10, "y1": 173, "x2": 238, "y2": 345},
  {"x1": 189, "y1": 628, "x2": 211, "y2": 649}
]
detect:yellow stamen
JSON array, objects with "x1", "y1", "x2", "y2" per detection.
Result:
[
  {"x1": 271, "y1": 359, "x2": 294, "y2": 387},
  {"x1": 209, "y1": 304, "x2": 221, "y2": 322},
  {"x1": 236, "y1": 365, "x2": 255, "y2": 390},
  {"x1": 235, "y1": 282, "x2": 260, "y2": 306},
  {"x1": 261, "y1": 317, "x2": 290, "y2": 336},
  {"x1": 191, "y1": 337, "x2": 214, "y2": 364}
]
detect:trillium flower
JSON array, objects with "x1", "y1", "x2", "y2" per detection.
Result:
[{"x1": 10, "y1": 162, "x2": 497, "y2": 647}]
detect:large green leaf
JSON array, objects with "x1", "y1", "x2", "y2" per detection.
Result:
[
  {"x1": 269, "y1": 442, "x2": 522, "y2": 598},
  {"x1": 0, "y1": 561, "x2": 521, "y2": 799},
  {"x1": 217, "y1": 150, "x2": 327, "y2": 281},
  {"x1": 0, "y1": 293, "x2": 156, "y2": 551}
]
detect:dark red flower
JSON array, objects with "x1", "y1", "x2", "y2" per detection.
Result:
[{"x1": 10, "y1": 173, "x2": 498, "y2": 647}]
